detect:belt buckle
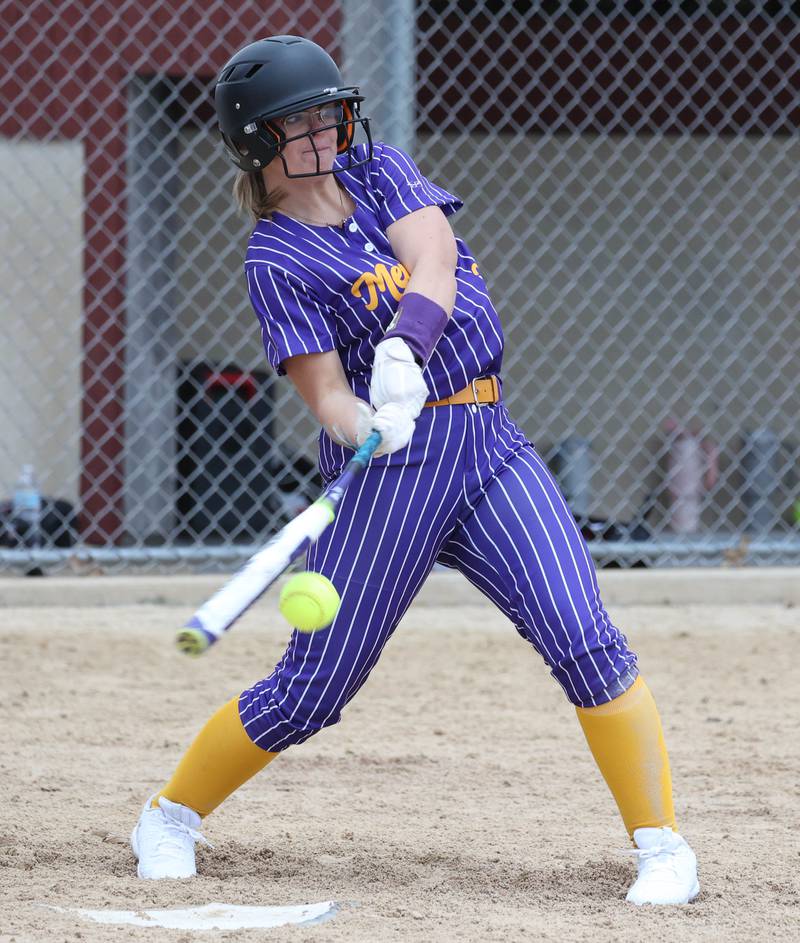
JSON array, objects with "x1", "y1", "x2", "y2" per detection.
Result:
[{"x1": 471, "y1": 377, "x2": 482, "y2": 405}]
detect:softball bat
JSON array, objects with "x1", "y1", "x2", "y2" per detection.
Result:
[{"x1": 175, "y1": 430, "x2": 381, "y2": 655}]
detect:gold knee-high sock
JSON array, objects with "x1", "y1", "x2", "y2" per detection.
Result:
[
  {"x1": 155, "y1": 697, "x2": 277, "y2": 817},
  {"x1": 576, "y1": 676, "x2": 676, "y2": 837}
]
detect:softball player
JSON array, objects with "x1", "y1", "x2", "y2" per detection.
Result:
[{"x1": 132, "y1": 36, "x2": 699, "y2": 905}]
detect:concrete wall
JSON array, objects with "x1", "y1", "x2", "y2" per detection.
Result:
[
  {"x1": 421, "y1": 132, "x2": 800, "y2": 521},
  {"x1": 0, "y1": 140, "x2": 84, "y2": 505}
]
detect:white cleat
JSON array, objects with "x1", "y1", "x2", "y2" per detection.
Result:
[
  {"x1": 625, "y1": 827, "x2": 700, "y2": 905},
  {"x1": 130, "y1": 795, "x2": 209, "y2": 879}
]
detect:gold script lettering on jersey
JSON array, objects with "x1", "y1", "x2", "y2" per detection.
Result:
[{"x1": 350, "y1": 263, "x2": 410, "y2": 310}]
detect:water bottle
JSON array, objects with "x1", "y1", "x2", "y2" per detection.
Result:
[
  {"x1": 741, "y1": 428, "x2": 779, "y2": 532},
  {"x1": 665, "y1": 432, "x2": 703, "y2": 533},
  {"x1": 664, "y1": 420, "x2": 719, "y2": 534},
  {"x1": 12, "y1": 464, "x2": 42, "y2": 549}
]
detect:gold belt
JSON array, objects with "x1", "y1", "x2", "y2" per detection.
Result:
[{"x1": 425, "y1": 376, "x2": 501, "y2": 407}]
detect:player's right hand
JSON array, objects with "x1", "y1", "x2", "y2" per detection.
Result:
[{"x1": 355, "y1": 400, "x2": 416, "y2": 457}]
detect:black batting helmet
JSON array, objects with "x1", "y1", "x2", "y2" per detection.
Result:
[{"x1": 214, "y1": 36, "x2": 372, "y2": 177}]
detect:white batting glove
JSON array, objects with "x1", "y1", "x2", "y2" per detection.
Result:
[
  {"x1": 370, "y1": 337, "x2": 429, "y2": 418},
  {"x1": 355, "y1": 400, "x2": 417, "y2": 457}
]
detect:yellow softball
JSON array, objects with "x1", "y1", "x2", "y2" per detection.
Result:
[{"x1": 279, "y1": 571, "x2": 341, "y2": 633}]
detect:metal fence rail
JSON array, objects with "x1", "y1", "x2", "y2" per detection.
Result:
[{"x1": 1, "y1": 1, "x2": 799, "y2": 572}]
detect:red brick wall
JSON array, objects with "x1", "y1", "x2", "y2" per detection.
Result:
[{"x1": 418, "y1": 11, "x2": 800, "y2": 134}]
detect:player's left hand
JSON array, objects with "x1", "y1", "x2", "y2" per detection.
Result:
[{"x1": 370, "y1": 337, "x2": 429, "y2": 418}]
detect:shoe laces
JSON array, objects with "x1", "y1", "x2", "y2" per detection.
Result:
[
  {"x1": 620, "y1": 839, "x2": 684, "y2": 877},
  {"x1": 156, "y1": 809, "x2": 213, "y2": 854}
]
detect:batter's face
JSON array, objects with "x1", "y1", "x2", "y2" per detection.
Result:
[{"x1": 272, "y1": 104, "x2": 341, "y2": 178}]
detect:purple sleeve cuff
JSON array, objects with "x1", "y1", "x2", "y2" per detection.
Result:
[{"x1": 382, "y1": 292, "x2": 449, "y2": 365}]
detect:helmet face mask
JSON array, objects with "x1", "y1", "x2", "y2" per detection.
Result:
[
  {"x1": 215, "y1": 36, "x2": 373, "y2": 177},
  {"x1": 260, "y1": 98, "x2": 372, "y2": 179}
]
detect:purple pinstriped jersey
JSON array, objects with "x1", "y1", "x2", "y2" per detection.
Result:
[
  {"x1": 244, "y1": 142, "x2": 504, "y2": 407},
  {"x1": 234, "y1": 145, "x2": 639, "y2": 740}
]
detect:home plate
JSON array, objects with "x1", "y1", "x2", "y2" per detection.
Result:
[{"x1": 48, "y1": 901, "x2": 340, "y2": 930}]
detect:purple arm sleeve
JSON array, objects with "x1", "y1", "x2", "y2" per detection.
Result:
[{"x1": 381, "y1": 292, "x2": 449, "y2": 365}]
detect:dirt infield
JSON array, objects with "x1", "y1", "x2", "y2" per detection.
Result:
[{"x1": 1, "y1": 571, "x2": 799, "y2": 941}]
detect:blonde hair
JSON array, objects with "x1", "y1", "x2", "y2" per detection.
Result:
[{"x1": 232, "y1": 170, "x2": 285, "y2": 223}]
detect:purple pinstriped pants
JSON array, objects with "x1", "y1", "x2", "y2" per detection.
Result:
[{"x1": 238, "y1": 402, "x2": 638, "y2": 751}]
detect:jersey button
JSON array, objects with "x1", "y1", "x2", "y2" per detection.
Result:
[
  {"x1": 348, "y1": 222, "x2": 358, "y2": 232},
  {"x1": 364, "y1": 242, "x2": 375, "y2": 252}
]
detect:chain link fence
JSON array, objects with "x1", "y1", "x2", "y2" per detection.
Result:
[{"x1": 1, "y1": 1, "x2": 799, "y2": 572}]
